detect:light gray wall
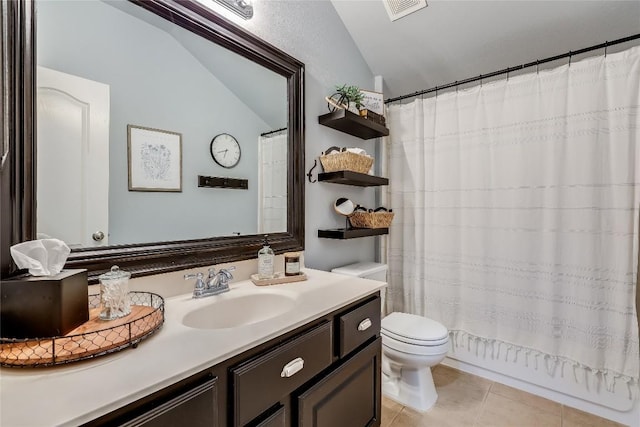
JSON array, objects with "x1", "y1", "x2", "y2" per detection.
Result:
[
  {"x1": 37, "y1": 0, "x2": 273, "y2": 244},
  {"x1": 236, "y1": 1, "x2": 380, "y2": 272}
]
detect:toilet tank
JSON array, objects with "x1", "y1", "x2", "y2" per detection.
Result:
[{"x1": 331, "y1": 262, "x2": 388, "y2": 282}]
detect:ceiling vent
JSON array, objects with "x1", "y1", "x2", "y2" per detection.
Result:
[{"x1": 383, "y1": 0, "x2": 427, "y2": 21}]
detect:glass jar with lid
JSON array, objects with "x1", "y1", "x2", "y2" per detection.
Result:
[
  {"x1": 98, "y1": 266, "x2": 131, "y2": 320},
  {"x1": 284, "y1": 252, "x2": 301, "y2": 276}
]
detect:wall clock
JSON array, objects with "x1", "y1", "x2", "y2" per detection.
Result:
[{"x1": 210, "y1": 133, "x2": 241, "y2": 168}]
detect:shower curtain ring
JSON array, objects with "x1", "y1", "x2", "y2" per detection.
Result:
[
  {"x1": 536, "y1": 60, "x2": 539, "y2": 74},
  {"x1": 568, "y1": 51, "x2": 572, "y2": 66},
  {"x1": 455, "y1": 81, "x2": 458, "y2": 93},
  {"x1": 604, "y1": 41, "x2": 608, "y2": 57},
  {"x1": 435, "y1": 86, "x2": 438, "y2": 97},
  {"x1": 479, "y1": 75, "x2": 483, "y2": 87}
]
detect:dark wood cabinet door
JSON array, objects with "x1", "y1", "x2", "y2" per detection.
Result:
[
  {"x1": 120, "y1": 376, "x2": 217, "y2": 427},
  {"x1": 297, "y1": 338, "x2": 381, "y2": 427}
]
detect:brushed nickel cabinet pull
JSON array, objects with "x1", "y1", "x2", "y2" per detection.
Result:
[
  {"x1": 358, "y1": 318, "x2": 372, "y2": 331},
  {"x1": 280, "y1": 357, "x2": 304, "y2": 378}
]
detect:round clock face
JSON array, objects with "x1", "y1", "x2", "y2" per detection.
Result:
[{"x1": 210, "y1": 133, "x2": 241, "y2": 168}]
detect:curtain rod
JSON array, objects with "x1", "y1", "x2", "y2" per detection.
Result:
[
  {"x1": 385, "y1": 33, "x2": 640, "y2": 104},
  {"x1": 260, "y1": 127, "x2": 287, "y2": 137}
]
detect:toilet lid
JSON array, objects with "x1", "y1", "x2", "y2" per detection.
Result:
[{"x1": 381, "y1": 312, "x2": 448, "y2": 345}]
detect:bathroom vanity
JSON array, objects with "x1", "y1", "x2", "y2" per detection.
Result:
[{"x1": 0, "y1": 269, "x2": 384, "y2": 427}]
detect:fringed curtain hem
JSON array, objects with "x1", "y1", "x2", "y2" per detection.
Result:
[{"x1": 449, "y1": 330, "x2": 639, "y2": 399}]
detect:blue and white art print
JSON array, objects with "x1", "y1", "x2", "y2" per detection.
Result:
[{"x1": 128, "y1": 125, "x2": 182, "y2": 192}]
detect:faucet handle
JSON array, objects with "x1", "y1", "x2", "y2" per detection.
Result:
[
  {"x1": 184, "y1": 272, "x2": 205, "y2": 291},
  {"x1": 220, "y1": 266, "x2": 235, "y2": 278},
  {"x1": 218, "y1": 266, "x2": 235, "y2": 285},
  {"x1": 184, "y1": 272, "x2": 204, "y2": 280}
]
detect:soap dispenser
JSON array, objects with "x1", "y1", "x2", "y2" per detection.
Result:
[{"x1": 258, "y1": 235, "x2": 275, "y2": 279}]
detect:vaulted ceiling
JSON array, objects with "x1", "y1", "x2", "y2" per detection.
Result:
[{"x1": 331, "y1": 1, "x2": 640, "y2": 100}]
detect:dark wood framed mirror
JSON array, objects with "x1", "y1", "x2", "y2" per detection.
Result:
[{"x1": 0, "y1": 0, "x2": 304, "y2": 283}]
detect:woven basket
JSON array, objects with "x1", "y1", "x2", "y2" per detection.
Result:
[
  {"x1": 320, "y1": 151, "x2": 374, "y2": 174},
  {"x1": 348, "y1": 211, "x2": 394, "y2": 229}
]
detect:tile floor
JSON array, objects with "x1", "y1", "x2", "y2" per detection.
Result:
[{"x1": 381, "y1": 365, "x2": 627, "y2": 427}]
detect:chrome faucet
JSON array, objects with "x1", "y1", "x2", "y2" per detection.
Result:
[{"x1": 184, "y1": 267, "x2": 235, "y2": 298}]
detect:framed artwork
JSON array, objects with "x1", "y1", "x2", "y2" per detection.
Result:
[{"x1": 127, "y1": 125, "x2": 182, "y2": 192}]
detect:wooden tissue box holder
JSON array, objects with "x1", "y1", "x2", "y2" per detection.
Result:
[{"x1": 0, "y1": 269, "x2": 89, "y2": 339}]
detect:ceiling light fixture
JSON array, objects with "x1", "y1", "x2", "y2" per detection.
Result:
[{"x1": 213, "y1": 0, "x2": 253, "y2": 19}]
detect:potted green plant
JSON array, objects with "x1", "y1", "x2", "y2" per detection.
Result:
[{"x1": 326, "y1": 84, "x2": 364, "y2": 113}]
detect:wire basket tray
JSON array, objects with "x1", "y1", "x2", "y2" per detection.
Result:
[{"x1": 0, "y1": 292, "x2": 164, "y2": 368}]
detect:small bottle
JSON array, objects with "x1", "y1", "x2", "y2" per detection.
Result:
[
  {"x1": 258, "y1": 235, "x2": 275, "y2": 279},
  {"x1": 284, "y1": 252, "x2": 301, "y2": 276}
]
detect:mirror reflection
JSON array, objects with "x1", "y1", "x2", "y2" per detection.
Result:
[{"x1": 36, "y1": 0, "x2": 288, "y2": 249}]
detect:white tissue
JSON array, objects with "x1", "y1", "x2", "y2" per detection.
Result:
[{"x1": 9, "y1": 239, "x2": 71, "y2": 276}]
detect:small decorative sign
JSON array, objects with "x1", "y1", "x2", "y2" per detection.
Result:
[
  {"x1": 360, "y1": 90, "x2": 384, "y2": 116},
  {"x1": 128, "y1": 125, "x2": 182, "y2": 192}
]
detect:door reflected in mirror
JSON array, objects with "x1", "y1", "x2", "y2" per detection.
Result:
[{"x1": 36, "y1": 0, "x2": 288, "y2": 248}]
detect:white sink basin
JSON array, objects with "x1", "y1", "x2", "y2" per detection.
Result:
[{"x1": 182, "y1": 292, "x2": 297, "y2": 329}]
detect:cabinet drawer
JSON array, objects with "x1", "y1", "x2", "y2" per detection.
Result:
[
  {"x1": 232, "y1": 321, "x2": 333, "y2": 426},
  {"x1": 120, "y1": 376, "x2": 217, "y2": 427},
  {"x1": 339, "y1": 297, "x2": 380, "y2": 358}
]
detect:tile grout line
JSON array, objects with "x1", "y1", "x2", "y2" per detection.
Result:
[
  {"x1": 387, "y1": 407, "x2": 402, "y2": 427},
  {"x1": 472, "y1": 379, "x2": 495, "y2": 427}
]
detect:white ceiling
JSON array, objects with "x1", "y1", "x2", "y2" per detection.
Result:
[{"x1": 331, "y1": 1, "x2": 640, "y2": 100}]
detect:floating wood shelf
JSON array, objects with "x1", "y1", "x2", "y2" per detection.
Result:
[
  {"x1": 317, "y1": 228, "x2": 389, "y2": 239},
  {"x1": 318, "y1": 171, "x2": 389, "y2": 187},
  {"x1": 318, "y1": 109, "x2": 389, "y2": 140}
]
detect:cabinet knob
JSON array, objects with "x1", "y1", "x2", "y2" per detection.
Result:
[
  {"x1": 280, "y1": 357, "x2": 304, "y2": 378},
  {"x1": 358, "y1": 318, "x2": 372, "y2": 331}
]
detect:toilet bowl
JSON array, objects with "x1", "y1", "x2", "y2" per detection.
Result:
[
  {"x1": 381, "y1": 312, "x2": 449, "y2": 412},
  {"x1": 330, "y1": 262, "x2": 450, "y2": 411}
]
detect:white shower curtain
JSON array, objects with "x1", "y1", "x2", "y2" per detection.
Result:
[
  {"x1": 258, "y1": 130, "x2": 288, "y2": 233},
  {"x1": 385, "y1": 46, "x2": 640, "y2": 390}
]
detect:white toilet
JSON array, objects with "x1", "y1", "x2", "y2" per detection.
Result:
[{"x1": 331, "y1": 262, "x2": 450, "y2": 412}]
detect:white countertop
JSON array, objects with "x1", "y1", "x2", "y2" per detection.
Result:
[{"x1": 0, "y1": 269, "x2": 385, "y2": 427}]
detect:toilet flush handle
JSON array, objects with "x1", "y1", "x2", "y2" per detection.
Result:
[{"x1": 358, "y1": 318, "x2": 372, "y2": 331}]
